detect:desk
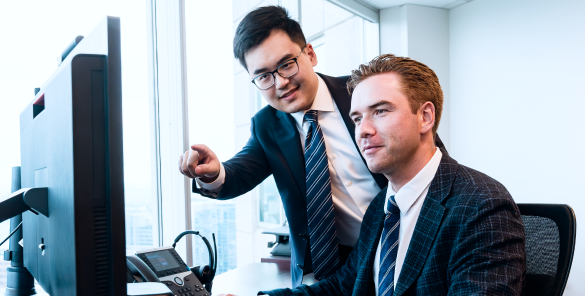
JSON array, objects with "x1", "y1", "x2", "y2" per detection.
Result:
[
  {"x1": 6, "y1": 263, "x2": 315, "y2": 295},
  {"x1": 212, "y1": 263, "x2": 317, "y2": 295}
]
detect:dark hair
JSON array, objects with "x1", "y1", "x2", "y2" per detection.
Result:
[
  {"x1": 233, "y1": 6, "x2": 306, "y2": 71},
  {"x1": 348, "y1": 54, "x2": 444, "y2": 137}
]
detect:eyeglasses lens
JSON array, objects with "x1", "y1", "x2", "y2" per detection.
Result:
[
  {"x1": 253, "y1": 60, "x2": 299, "y2": 90},
  {"x1": 254, "y1": 74, "x2": 274, "y2": 90},
  {"x1": 278, "y1": 60, "x2": 298, "y2": 77}
]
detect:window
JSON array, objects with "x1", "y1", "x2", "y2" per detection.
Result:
[
  {"x1": 0, "y1": 1, "x2": 155, "y2": 291},
  {"x1": 184, "y1": 0, "x2": 237, "y2": 275},
  {"x1": 301, "y1": 0, "x2": 380, "y2": 76},
  {"x1": 256, "y1": 92, "x2": 285, "y2": 227}
]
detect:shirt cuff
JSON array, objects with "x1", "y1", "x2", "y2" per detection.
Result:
[{"x1": 195, "y1": 162, "x2": 225, "y2": 190}]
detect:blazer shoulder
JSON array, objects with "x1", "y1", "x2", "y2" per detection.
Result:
[
  {"x1": 446, "y1": 163, "x2": 516, "y2": 212},
  {"x1": 455, "y1": 164, "x2": 510, "y2": 195},
  {"x1": 252, "y1": 104, "x2": 280, "y2": 124},
  {"x1": 318, "y1": 73, "x2": 351, "y2": 91}
]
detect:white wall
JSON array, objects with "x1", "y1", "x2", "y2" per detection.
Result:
[
  {"x1": 380, "y1": 5, "x2": 451, "y2": 150},
  {"x1": 450, "y1": 0, "x2": 585, "y2": 294}
]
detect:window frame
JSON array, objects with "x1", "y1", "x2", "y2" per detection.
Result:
[{"x1": 146, "y1": 0, "x2": 193, "y2": 266}]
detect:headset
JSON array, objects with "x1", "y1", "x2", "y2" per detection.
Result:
[{"x1": 172, "y1": 230, "x2": 217, "y2": 293}]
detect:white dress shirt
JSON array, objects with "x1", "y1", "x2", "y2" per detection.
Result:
[
  {"x1": 196, "y1": 74, "x2": 380, "y2": 247},
  {"x1": 373, "y1": 148, "x2": 442, "y2": 295}
]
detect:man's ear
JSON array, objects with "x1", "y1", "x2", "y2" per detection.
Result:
[
  {"x1": 420, "y1": 101, "x2": 435, "y2": 135},
  {"x1": 305, "y1": 43, "x2": 318, "y2": 67}
]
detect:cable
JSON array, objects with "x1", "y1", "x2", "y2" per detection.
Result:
[{"x1": 0, "y1": 221, "x2": 22, "y2": 247}]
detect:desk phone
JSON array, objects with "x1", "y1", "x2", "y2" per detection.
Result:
[{"x1": 131, "y1": 247, "x2": 209, "y2": 296}]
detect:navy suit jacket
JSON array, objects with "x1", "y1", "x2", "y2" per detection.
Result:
[
  {"x1": 193, "y1": 74, "x2": 445, "y2": 287},
  {"x1": 266, "y1": 150, "x2": 526, "y2": 295}
]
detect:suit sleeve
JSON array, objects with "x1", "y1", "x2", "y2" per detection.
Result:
[
  {"x1": 448, "y1": 190, "x2": 525, "y2": 295},
  {"x1": 260, "y1": 200, "x2": 387, "y2": 295},
  {"x1": 263, "y1": 247, "x2": 360, "y2": 296},
  {"x1": 192, "y1": 117, "x2": 272, "y2": 200}
]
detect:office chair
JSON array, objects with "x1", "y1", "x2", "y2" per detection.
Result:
[{"x1": 517, "y1": 204, "x2": 576, "y2": 296}]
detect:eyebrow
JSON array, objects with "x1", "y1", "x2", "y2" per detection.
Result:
[
  {"x1": 252, "y1": 53, "x2": 296, "y2": 75},
  {"x1": 350, "y1": 100, "x2": 394, "y2": 118}
]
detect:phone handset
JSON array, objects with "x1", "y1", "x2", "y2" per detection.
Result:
[{"x1": 126, "y1": 255, "x2": 160, "y2": 283}]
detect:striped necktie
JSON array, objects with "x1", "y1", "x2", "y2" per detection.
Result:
[
  {"x1": 378, "y1": 195, "x2": 400, "y2": 296},
  {"x1": 304, "y1": 110, "x2": 340, "y2": 280}
]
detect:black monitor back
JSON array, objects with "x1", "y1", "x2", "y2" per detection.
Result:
[{"x1": 19, "y1": 17, "x2": 126, "y2": 296}]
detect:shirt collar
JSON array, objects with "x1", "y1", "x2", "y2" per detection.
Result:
[
  {"x1": 385, "y1": 147, "x2": 443, "y2": 214},
  {"x1": 290, "y1": 74, "x2": 335, "y2": 129}
]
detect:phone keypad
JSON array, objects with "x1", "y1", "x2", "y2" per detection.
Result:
[{"x1": 162, "y1": 273, "x2": 209, "y2": 296}]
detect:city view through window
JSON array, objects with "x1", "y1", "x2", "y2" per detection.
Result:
[
  {"x1": 0, "y1": 0, "x2": 378, "y2": 289},
  {"x1": 0, "y1": 0, "x2": 153, "y2": 291}
]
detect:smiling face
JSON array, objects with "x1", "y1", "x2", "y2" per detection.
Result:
[
  {"x1": 350, "y1": 72, "x2": 435, "y2": 181},
  {"x1": 244, "y1": 30, "x2": 319, "y2": 113}
]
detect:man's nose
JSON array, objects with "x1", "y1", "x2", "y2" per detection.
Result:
[
  {"x1": 274, "y1": 73, "x2": 290, "y2": 89},
  {"x1": 357, "y1": 117, "x2": 375, "y2": 139}
]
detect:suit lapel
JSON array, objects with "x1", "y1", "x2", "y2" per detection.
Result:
[
  {"x1": 354, "y1": 189, "x2": 387, "y2": 295},
  {"x1": 394, "y1": 152, "x2": 458, "y2": 296},
  {"x1": 270, "y1": 110, "x2": 306, "y2": 195},
  {"x1": 318, "y1": 73, "x2": 388, "y2": 189},
  {"x1": 318, "y1": 73, "x2": 356, "y2": 142}
]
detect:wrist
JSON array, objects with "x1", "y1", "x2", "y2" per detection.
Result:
[{"x1": 198, "y1": 172, "x2": 220, "y2": 183}]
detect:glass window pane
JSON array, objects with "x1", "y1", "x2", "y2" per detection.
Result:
[
  {"x1": 311, "y1": 37, "x2": 326, "y2": 74},
  {"x1": 323, "y1": 16, "x2": 365, "y2": 76},
  {"x1": 259, "y1": 175, "x2": 281, "y2": 225},
  {"x1": 185, "y1": 0, "x2": 237, "y2": 275},
  {"x1": 0, "y1": 1, "x2": 155, "y2": 279},
  {"x1": 301, "y1": 0, "x2": 324, "y2": 39},
  {"x1": 324, "y1": 1, "x2": 354, "y2": 28}
]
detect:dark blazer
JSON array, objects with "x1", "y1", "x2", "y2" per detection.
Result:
[
  {"x1": 193, "y1": 74, "x2": 445, "y2": 287},
  {"x1": 265, "y1": 150, "x2": 526, "y2": 296}
]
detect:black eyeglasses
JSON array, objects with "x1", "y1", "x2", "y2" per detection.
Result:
[{"x1": 251, "y1": 45, "x2": 306, "y2": 90}]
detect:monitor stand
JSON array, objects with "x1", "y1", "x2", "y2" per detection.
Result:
[{"x1": 3, "y1": 167, "x2": 36, "y2": 296}]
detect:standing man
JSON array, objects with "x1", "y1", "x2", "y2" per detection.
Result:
[{"x1": 178, "y1": 6, "x2": 445, "y2": 287}]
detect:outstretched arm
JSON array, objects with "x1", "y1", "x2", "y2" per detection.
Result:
[{"x1": 190, "y1": 117, "x2": 272, "y2": 200}]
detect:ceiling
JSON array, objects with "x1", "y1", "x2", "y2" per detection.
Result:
[{"x1": 359, "y1": 0, "x2": 473, "y2": 9}]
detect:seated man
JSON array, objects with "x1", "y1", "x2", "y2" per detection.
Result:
[{"x1": 262, "y1": 54, "x2": 526, "y2": 295}]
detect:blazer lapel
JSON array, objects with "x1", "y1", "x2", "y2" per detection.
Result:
[
  {"x1": 318, "y1": 73, "x2": 388, "y2": 189},
  {"x1": 354, "y1": 189, "x2": 387, "y2": 295},
  {"x1": 318, "y1": 73, "x2": 356, "y2": 141},
  {"x1": 270, "y1": 110, "x2": 306, "y2": 195},
  {"x1": 394, "y1": 153, "x2": 458, "y2": 296}
]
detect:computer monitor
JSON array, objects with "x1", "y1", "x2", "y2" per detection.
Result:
[{"x1": 19, "y1": 16, "x2": 126, "y2": 295}]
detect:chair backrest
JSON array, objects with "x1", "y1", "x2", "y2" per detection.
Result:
[{"x1": 517, "y1": 204, "x2": 576, "y2": 296}]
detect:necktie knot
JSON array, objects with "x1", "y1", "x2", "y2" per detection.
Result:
[
  {"x1": 387, "y1": 195, "x2": 400, "y2": 215},
  {"x1": 304, "y1": 110, "x2": 318, "y2": 123}
]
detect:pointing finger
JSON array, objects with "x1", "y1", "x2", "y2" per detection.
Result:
[{"x1": 187, "y1": 149, "x2": 199, "y2": 178}]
